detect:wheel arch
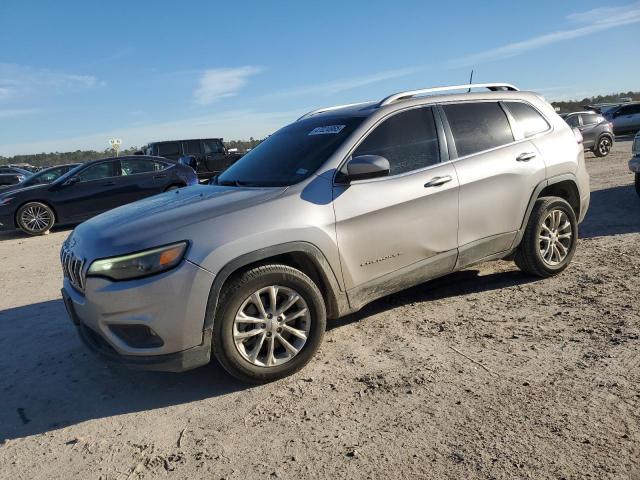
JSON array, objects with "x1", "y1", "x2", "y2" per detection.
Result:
[
  {"x1": 202, "y1": 242, "x2": 349, "y2": 333},
  {"x1": 14, "y1": 199, "x2": 58, "y2": 229},
  {"x1": 511, "y1": 175, "x2": 581, "y2": 251}
]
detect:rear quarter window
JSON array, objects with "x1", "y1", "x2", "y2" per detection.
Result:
[
  {"x1": 442, "y1": 102, "x2": 514, "y2": 157},
  {"x1": 503, "y1": 102, "x2": 550, "y2": 137}
]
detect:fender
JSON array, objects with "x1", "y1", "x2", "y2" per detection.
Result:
[
  {"x1": 202, "y1": 241, "x2": 349, "y2": 331},
  {"x1": 511, "y1": 173, "x2": 580, "y2": 249}
]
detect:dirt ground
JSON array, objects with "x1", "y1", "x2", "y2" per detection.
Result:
[{"x1": 0, "y1": 138, "x2": 638, "y2": 480}]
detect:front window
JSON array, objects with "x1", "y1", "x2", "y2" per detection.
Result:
[
  {"x1": 78, "y1": 162, "x2": 118, "y2": 182},
  {"x1": 217, "y1": 116, "x2": 364, "y2": 187}
]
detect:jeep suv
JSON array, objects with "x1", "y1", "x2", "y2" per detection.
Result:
[
  {"x1": 140, "y1": 138, "x2": 244, "y2": 180},
  {"x1": 60, "y1": 83, "x2": 590, "y2": 383}
]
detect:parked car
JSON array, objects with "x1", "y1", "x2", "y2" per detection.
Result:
[
  {"x1": 0, "y1": 155, "x2": 197, "y2": 235},
  {"x1": 0, "y1": 163, "x2": 80, "y2": 194},
  {"x1": 603, "y1": 102, "x2": 640, "y2": 135},
  {"x1": 630, "y1": 131, "x2": 640, "y2": 197},
  {"x1": 0, "y1": 166, "x2": 31, "y2": 187},
  {"x1": 560, "y1": 112, "x2": 614, "y2": 157},
  {"x1": 60, "y1": 82, "x2": 590, "y2": 383},
  {"x1": 139, "y1": 138, "x2": 244, "y2": 180}
]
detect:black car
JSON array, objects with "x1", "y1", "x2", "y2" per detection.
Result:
[
  {"x1": 560, "y1": 112, "x2": 614, "y2": 157},
  {"x1": 139, "y1": 138, "x2": 244, "y2": 180},
  {"x1": 0, "y1": 155, "x2": 198, "y2": 235},
  {"x1": 0, "y1": 166, "x2": 31, "y2": 187},
  {"x1": 0, "y1": 163, "x2": 80, "y2": 194}
]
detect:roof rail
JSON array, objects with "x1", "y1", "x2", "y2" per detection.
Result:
[
  {"x1": 378, "y1": 83, "x2": 519, "y2": 107},
  {"x1": 297, "y1": 102, "x2": 370, "y2": 121}
]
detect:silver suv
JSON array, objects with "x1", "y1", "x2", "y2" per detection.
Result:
[{"x1": 61, "y1": 83, "x2": 590, "y2": 383}]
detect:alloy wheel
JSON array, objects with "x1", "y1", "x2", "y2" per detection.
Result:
[
  {"x1": 538, "y1": 209, "x2": 573, "y2": 266},
  {"x1": 20, "y1": 204, "x2": 52, "y2": 233},
  {"x1": 598, "y1": 137, "x2": 611, "y2": 156},
  {"x1": 233, "y1": 285, "x2": 311, "y2": 367}
]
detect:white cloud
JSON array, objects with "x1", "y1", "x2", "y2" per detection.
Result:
[
  {"x1": 0, "y1": 63, "x2": 104, "y2": 101},
  {"x1": 0, "y1": 109, "x2": 299, "y2": 156},
  {"x1": 264, "y1": 67, "x2": 420, "y2": 100},
  {"x1": 450, "y1": 1, "x2": 640, "y2": 67},
  {"x1": 193, "y1": 66, "x2": 262, "y2": 105}
]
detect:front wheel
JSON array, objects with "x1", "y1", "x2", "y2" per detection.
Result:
[
  {"x1": 16, "y1": 202, "x2": 56, "y2": 236},
  {"x1": 514, "y1": 197, "x2": 578, "y2": 277},
  {"x1": 593, "y1": 136, "x2": 612, "y2": 157},
  {"x1": 212, "y1": 264, "x2": 326, "y2": 383}
]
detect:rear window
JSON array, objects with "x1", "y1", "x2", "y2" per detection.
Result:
[
  {"x1": 218, "y1": 116, "x2": 364, "y2": 186},
  {"x1": 157, "y1": 142, "x2": 181, "y2": 158},
  {"x1": 504, "y1": 102, "x2": 549, "y2": 137},
  {"x1": 442, "y1": 102, "x2": 514, "y2": 157},
  {"x1": 580, "y1": 113, "x2": 598, "y2": 125}
]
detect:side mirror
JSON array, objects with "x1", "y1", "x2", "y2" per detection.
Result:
[
  {"x1": 345, "y1": 155, "x2": 390, "y2": 181},
  {"x1": 63, "y1": 176, "x2": 80, "y2": 186}
]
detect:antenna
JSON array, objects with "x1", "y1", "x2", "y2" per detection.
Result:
[{"x1": 468, "y1": 70, "x2": 474, "y2": 93}]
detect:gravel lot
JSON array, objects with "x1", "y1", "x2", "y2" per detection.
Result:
[{"x1": 1, "y1": 139, "x2": 638, "y2": 480}]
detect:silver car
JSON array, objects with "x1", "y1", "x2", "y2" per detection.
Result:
[{"x1": 61, "y1": 82, "x2": 591, "y2": 383}]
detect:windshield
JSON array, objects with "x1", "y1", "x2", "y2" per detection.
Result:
[
  {"x1": 25, "y1": 165, "x2": 78, "y2": 185},
  {"x1": 217, "y1": 116, "x2": 364, "y2": 187}
]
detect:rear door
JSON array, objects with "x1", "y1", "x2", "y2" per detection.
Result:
[
  {"x1": 118, "y1": 158, "x2": 172, "y2": 203},
  {"x1": 441, "y1": 100, "x2": 547, "y2": 266},
  {"x1": 332, "y1": 106, "x2": 459, "y2": 294}
]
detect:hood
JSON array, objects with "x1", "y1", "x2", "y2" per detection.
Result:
[
  {"x1": 70, "y1": 184, "x2": 287, "y2": 258},
  {"x1": 0, "y1": 182, "x2": 48, "y2": 197}
]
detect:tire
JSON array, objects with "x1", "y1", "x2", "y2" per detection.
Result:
[
  {"x1": 16, "y1": 201, "x2": 56, "y2": 236},
  {"x1": 635, "y1": 173, "x2": 640, "y2": 198},
  {"x1": 212, "y1": 264, "x2": 326, "y2": 383},
  {"x1": 165, "y1": 184, "x2": 183, "y2": 192},
  {"x1": 593, "y1": 135, "x2": 612, "y2": 157},
  {"x1": 514, "y1": 197, "x2": 578, "y2": 278}
]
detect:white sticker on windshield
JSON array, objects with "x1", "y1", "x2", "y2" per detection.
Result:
[{"x1": 308, "y1": 125, "x2": 346, "y2": 135}]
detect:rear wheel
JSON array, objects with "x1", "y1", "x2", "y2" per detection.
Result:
[
  {"x1": 593, "y1": 136, "x2": 612, "y2": 157},
  {"x1": 212, "y1": 264, "x2": 326, "y2": 383},
  {"x1": 16, "y1": 202, "x2": 55, "y2": 236},
  {"x1": 514, "y1": 197, "x2": 577, "y2": 277},
  {"x1": 165, "y1": 184, "x2": 183, "y2": 192}
]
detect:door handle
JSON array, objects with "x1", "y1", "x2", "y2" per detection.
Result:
[
  {"x1": 102, "y1": 181, "x2": 116, "y2": 186},
  {"x1": 516, "y1": 152, "x2": 536, "y2": 162},
  {"x1": 154, "y1": 174, "x2": 167, "y2": 179},
  {"x1": 424, "y1": 175, "x2": 452, "y2": 188}
]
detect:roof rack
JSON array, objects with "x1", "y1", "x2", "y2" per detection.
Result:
[
  {"x1": 296, "y1": 83, "x2": 519, "y2": 121},
  {"x1": 378, "y1": 83, "x2": 519, "y2": 107},
  {"x1": 297, "y1": 102, "x2": 371, "y2": 121}
]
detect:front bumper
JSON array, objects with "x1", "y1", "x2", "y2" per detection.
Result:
[{"x1": 62, "y1": 259, "x2": 215, "y2": 372}]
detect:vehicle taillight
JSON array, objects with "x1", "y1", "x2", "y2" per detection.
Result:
[{"x1": 572, "y1": 128, "x2": 583, "y2": 144}]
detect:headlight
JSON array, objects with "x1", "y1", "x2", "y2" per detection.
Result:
[{"x1": 87, "y1": 242, "x2": 188, "y2": 281}]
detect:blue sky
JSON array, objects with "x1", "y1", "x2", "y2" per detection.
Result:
[{"x1": 0, "y1": 0, "x2": 639, "y2": 156}]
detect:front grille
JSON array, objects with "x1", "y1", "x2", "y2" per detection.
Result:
[{"x1": 61, "y1": 245, "x2": 85, "y2": 292}]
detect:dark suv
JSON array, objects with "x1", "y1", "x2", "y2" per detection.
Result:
[
  {"x1": 140, "y1": 138, "x2": 244, "y2": 180},
  {"x1": 561, "y1": 112, "x2": 614, "y2": 157}
]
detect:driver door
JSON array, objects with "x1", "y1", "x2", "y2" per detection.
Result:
[{"x1": 332, "y1": 106, "x2": 459, "y2": 306}]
